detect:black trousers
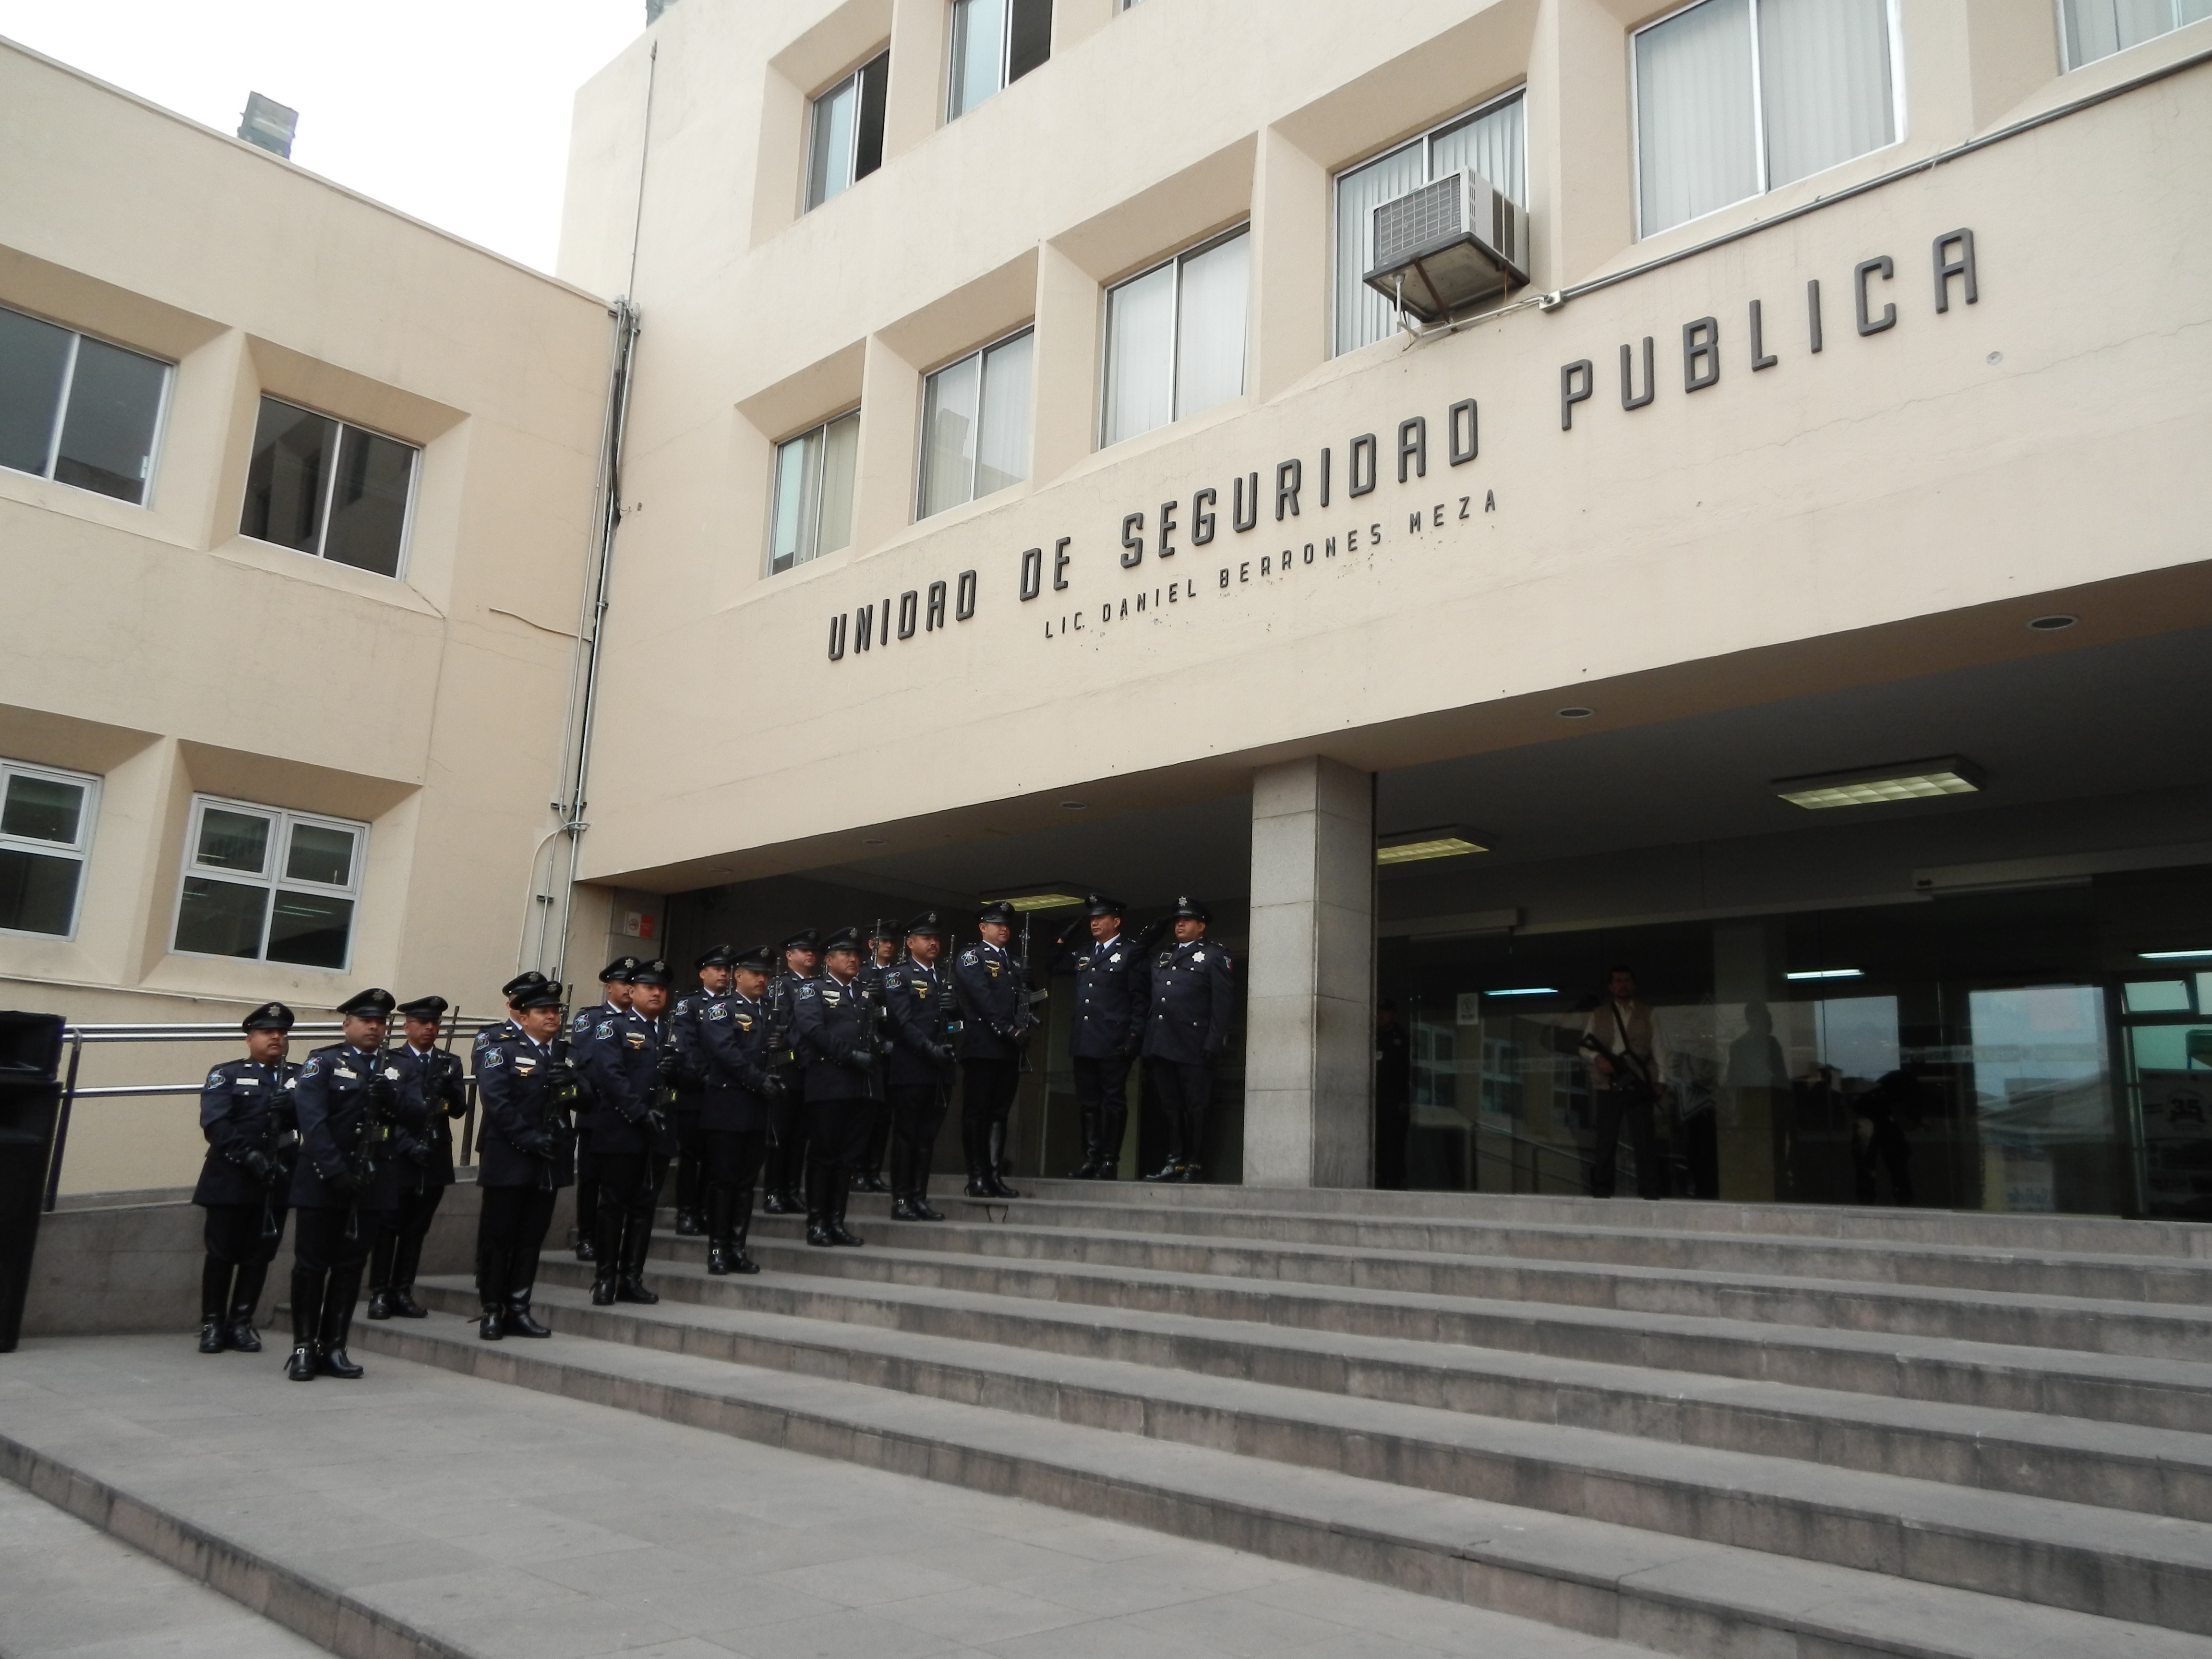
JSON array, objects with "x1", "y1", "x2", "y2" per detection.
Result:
[
  {"x1": 202, "y1": 1201, "x2": 286, "y2": 1265},
  {"x1": 594, "y1": 1151, "x2": 664, "y2": 1274},
  {"x1": 764, "y1": 1073, "x2": 806, "y2": 1197},
  {"x1": 805, "y1": 1094, "x2": 874, "y2": 1198},
  {"x1": 1853, "y1": 1116, "x2": 1914, "y2": 1205},
  {"x1": 1144, "y1": 1059, "x2": 1212, "y2": 1169},
  {"x1": 1374, "y1": 1097, "x2": 1411, "y2": 1190},
  {"x1": 291, "y1": 1203, "x2": 382, "y2": 1350},
  {"x1": 293, "y1": 1203, "x2": 378, "y2": 1272},
  {"x1": 703, "y1": 1128, "x2": 766, "y2": 1246},
  {"x1": 573, "y1": 1127, "x2": 599, "y2": 1245},
  {"x1": 887, "y1": 1081, "x2": 949, "y2": 1195},
  {"x1": 369, "y1": 1181, "x2": 445, "y2": 1291},
  {"x1": 477, "y1": 1183, "x2": 559, "y2": 1303},
  {"x1": 674, "y1": 1104, "x2": 706, "y2": 1215},
  {"x1": 1589, "y1": 1088, "x2": 1662, "y2": 1200},
  {"x1": 960, "y1": 1059, "x2": 1019, "y2": 1174},
  {"x1": 1071, "y1": 1054, "x2": 1131, "y2": 1169}
]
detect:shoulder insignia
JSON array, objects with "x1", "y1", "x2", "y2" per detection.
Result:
[
  {"x1": 595, "y1": 1021, "x2": 613, "y2": 1039},
  {"x1": 480, "y1": 1048, "x2": 504, "y2": 1069},
  {"x1": 707, "y1": 1003, "x2": 730, "y2": 1021},
  {"x1": 301, "y1": 1059, "x2": 322, "y2": 1079},
  {"x1": 206, "y1": 1069, "x2": 226, "y2": 1088},
  {"x1": 959, "y1": 949, "x2": 979, "y2": 965}
]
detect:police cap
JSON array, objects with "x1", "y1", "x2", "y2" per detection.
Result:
[
  {"x1": 1169, "y1": 894, "x2": 1212, "y2": 923},
  {"x1": 976, "y1": 900, "x2": 1018, "y2": 927},
  {"x1": 731, "y1": 944, "x2": 774, "y2": 974},
  {"x1": 502, "y1": 972, "x2": 551, "y2": 1006},
  {"x1": 780, "y1": 928, "x2": 821, "y2": 957},
  {"x1": 902, "y1": 910, "x2": 945, "y2": 938},
  {"x1": 630, "y1": 958, "x2": 675, "y2": 986},
  {"x1": 396, "y1": 994, "x2": 448, "y2": 1021},
  {"x1": 695, "y1": 943, "x2": 736, "y2": 970},
  {"x1": 598, "y1": 956, "x2": 640, "y2": 985},
  {"x1": 867, "y1": 918, "x2": 897, "y2": 943},
  {"x1": 818, "y1": 926, "x2": 864, "y2": 956},
  {"x1": 337, "y1": 987, "x2": 396, "y2": 1020},
  {"x1": 1084, "y1": 892, "x2": 1127, "y2": 920},
  {"x1": 512, "y1": 981, "x2": 565, "y2": 1010},
  {"x1": 241, "y1": 1001, "x2": 295, "y2": 1033}
]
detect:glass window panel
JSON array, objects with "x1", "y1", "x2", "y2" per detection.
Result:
[
  {"x1": 951, "y1": 0, "x2": 1009, "y2": 117},
  {"x1": 2126, "y1": 979, "x2": 2194, "y2": 1013},
  {"x1": 0, "y1": 847, "x2": 81, "y2": 935},
  {"x1": 1968, "y1": 985, "x2": 2111, "y2": 1213},
  {"x1": 195, "y1": 807, "x2": 270, "y2": 874},
  {"x1": 52, "y1": 336, "x2": 166, "y2": 505},
  {"x1": 1175, "y1": 231, "x2": 1250, "y2": 422},
  {"x1": 1759, "y1": 0, "x2": 1894, "y2": 189},
  {"x1": 817, "y1": 410, "x2": 860, "y2": 555},
  {"x1": 266, "y1": 890, "x2": 354, "y2": 969},
  {"x1": 1008, "y1": 0, "x2": 1053, "y2": 82},
  {"x1": 974, "y1": 331, "x2": 1034, "y2": 498},
  {"x1": 854, "y1": 52, "x2": 889, "y2": 182},
  {"x1": 2064, "y1": 0, "x2": 2194, "y2": 65},
  {"x1": 1636, "y1": 0, "x2": 1759, "y2": 236},
  {"x1": 919, "y1": 351, "x2": 982, "y2": 517},
  {"x1": 241, "y1": 398, "x2": 335, "y2": 553},
  {"x1": 285, "y1": 821, "x2": 356, "y2": 887},
  {"x1": 808, "y1": 72, "x2": 858, "y2": 208},
  {"x1": 1333, "y1": 141, "x2": 1427, "y2": 356},
  {"x1": 1430, "y1": 97, "x2": 1527, "y2": 206},
  {"x1": 2, "y1": 774, "x2": 85, "y2": 844},
  {"x1": 322, "y1": 426, "x2": 414, "y2": 577},
  {"x1": 769, "y1": 429, "x2": 819, "y2": 573},
  {"x1": 0, "y1": 306, "x2": 72, "y2": 478},
  {"x1": 1102, "y1": 262, "x2": 1176, "y2": 447},
  {"x1": 175, "y1": 876, "x2": 269, "y2": 958}
]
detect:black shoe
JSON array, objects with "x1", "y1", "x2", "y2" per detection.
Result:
[
  {"x1": 911, "y1": 1194, "x2": 946, "y2": 1221},
  {"x1": 590, "y1": 1273, "x2": 617, "y2": 1307},
  {"x1": 198, "y1": 1318, "x2": 227, "y2": 1355},
  {"x1": 761, "y1": 1191, "x2": 793, "y2": 1215},
  {"x1": 389, "y1": 1289, "x2": 428, "y2": 1319},
  {"x1": 890, "y1": 1197, "x2": 921, "y2": 1221},
  {"x1": 986, "y1": 1174, "x2": 1021, "y2": 1199},
  {"x1": 366, "y1": 1289, "x2": 395, "y2": 1321},
  {"x1": 779, "y1": 1189, "x2": 805, "y2": 1214},
  {"x1": 963, "y1": 1178, "x2": 992, "y2": 1198},
  {"x1": 826, "y1": 1221, "x2": 864, "y2": 1247},
  {"x1": 575, "y1": 1236, "x2": 597, "y2": 1263},
  {"x1": 504, "y1": 1299, "x2": 553, "y2": 1338},
  {"x1": 615, "y1": 1274, "x2": 659, "y2": 1305},
  {"x1": 479, "y1": 1306, "x2": 505, "y2": 1340},
  {"x1": 225, "y1": 1308, "x2": 263, "y2": 1353},
  {"x1": 1142, "y1": 1160, "x2": 1181, "y2": 1181},
  {"x1": 862, "y1": 1173, "x2": 891, "y2": 1193},
  {"x1": 674, "y1": 1211, "x2": 703, "y2": 1237},
  {"x1": 1171, "y1": 1163, "x2": 1200, "y2": 1184},
  {"x1": 317, "y1": 1346, "x2": 365, "y2": 1379},
  {"x1": 1070, "y1": 1157, "x2": 1102, "y2": 1179},
  {"x1": 706, "y1": 1243, "x2": 731, "y2": 1275},
  {"x1": 805, "y1": 1218, "x2": 835, "y2": 1247},
  {"x1": 285, "y1": 1344, "x2": 317, "y2": 1381},
  {"x1": 729, "y1": 1249, "x2": 761, "y2": 1275}
]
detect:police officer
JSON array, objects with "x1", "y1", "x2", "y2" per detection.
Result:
[
  {"x1": 697, "y1": 943, "x2": 780, "y2": 1274},
  {"x1": 951, "y1": 901, "x2": 1033, "y2": 1199},
  {"x1": 881, "y1": 911, "x2": 958, "y2": 1221},
  {"x1": 670, "y1": 946, "x2": 733, "y2": 1235},
  {"x1": 566, "y1": 958, "x2": 639, "y2": 1262},
  {"x1": 471, "y1": 976, "x2": 580, "y2": 1339},
  {"x1": 581, "y1": 957, "x2": 677, "y2": 1304},
  {"x1": 287, "y1": 988, "x2": 425, "y2": 1380},
  {"x1": 365, "y1": 994, "x2": 468, "y2": 1320},
  {"x1": 790, "y1": 926, "x2": 880, "y2": 1247},
  {"x1": 1050, "y1": 894, "x2": 1147, "y2": 1179},
  {"x1": 760, "y1": 929, "x2": 819, "y2": 1214},
  {"x1": 191, "y1": 1002, "x2": 300, "y2": 1354},
  {"x1": 1141, "y1": 897, "x2": 1235, "y2": 1182},
  {"x1": 851, "y1": 922, "x2": 901, "y2": 1193}
]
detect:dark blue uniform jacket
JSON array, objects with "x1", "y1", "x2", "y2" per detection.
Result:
[
  {"x1": 193, "y1": 1058, "x2": 299, "y2": 1207},
  {"x1": 1140, "y1": 939, "x2": 1236, "y2": 1065},
  {"x1": 697, "y1": 989, "x2": 776, "y2": 1132},
  {"x1": 391, "y1": 1041, "x2": 467, "y2": 1187},
  {"x1": 792, "y1": 972, "x2": 878, "y2": 1102},
  {"x1": 950, "y1": 941, "x2": 1029, "y2": 1061},
  {"x1": 1052, "y1": 932, "x2": 1149, "y2": 1060},
  {"x1": 473, "y1": 1029, "x2": 576, "y2": 1189},
  {"x1": 582, "y1": 1008, "x2": 675, "y2": 1157},
  {"x1": 289, "y1": 1042, "x2": 427, "y2": 1211},
  {"x1": 883, "y1": 957, "x2": 957, "y2": 1087}
]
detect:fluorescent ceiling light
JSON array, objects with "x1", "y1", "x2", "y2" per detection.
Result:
[
  {"x1": 1785, "y1": 968, "x2": 1863, "y2": 981},
  {"x1": 1485, "y1": 986, "x2": 1558, "y2": 997},
  {"x1": 2141, "y1": 948, "x2": 2212, "y2": 960},
  {"x1": 1773, "y1": 757, "x2": 1983, "y2": 810},
  {"x1": 982, "y1": 885, "x2": 1087, "y2": 913},
  {"x1": 1377, "y1": 826, "x2": 1491, "y2": 866}
]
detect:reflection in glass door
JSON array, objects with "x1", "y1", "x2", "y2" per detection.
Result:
[
  {"x1": 1966, "y1": 986, "x2": 2113, "y2": 1214},
  {"x1": 2122, "y1": 972, "x2": 2212, "y2": 1219}
]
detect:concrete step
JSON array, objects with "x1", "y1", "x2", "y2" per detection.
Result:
[
  {"x1": 352, "y1": 1309, "x2": 2212, "y2": 1659},
  {"x1": 759, "y1": 1193, "x2": 2212, "y2": 1304},
  {"x1": 1011, "y1": 1178, "x2": 2212, "y2": 1260},
  {"x1": 418, "y1": 1272, "x2": 2212, "y2": 1630},
  {"x1": 558, "y1": 1235, "x2": 2212, "y2": 1430},
  {"x1": 495, "y1": 1256, "x2": 2212, "y2": 1512},
  {"x1": 641, "y1": 1216, "x2": 2212, "y2": 1362}
]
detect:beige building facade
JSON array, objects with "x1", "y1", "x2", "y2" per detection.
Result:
[{"x1": 7, "y1": 2, "x2": 2212, "y2": 1214}]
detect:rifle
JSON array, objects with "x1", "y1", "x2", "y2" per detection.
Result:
[
  {"x1": 257, "y1": 1052, "x2": 301, "y2": 1246},
  {"x1": 541, "y1": 1029, "x2": 584, "y2": 1194},
  {"x1": 1579, "y1": 1013, "x2": 1659, "y2": 1106},
  {"x1": 338, "y1": 1042, "x2": 396, "y2": 1244}
]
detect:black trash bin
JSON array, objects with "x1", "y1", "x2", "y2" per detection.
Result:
[{"x1": 0, "y1": 1011, "x2": 66, "y2": 1354}]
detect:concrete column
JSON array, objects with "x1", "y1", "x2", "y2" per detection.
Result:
[
  {"x1": 1242, "y1": 757, "x2": 1374, "y2": 1188},
  {"x1": 850, "y1": 334, "x2": 921, "y2": 552}
]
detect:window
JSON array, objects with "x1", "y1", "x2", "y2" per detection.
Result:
[
  {"x1": 948, "y1": 0, "x2": 1052, "y2": 119},
  {"x1": 769, "y1": 409, "x2": 860, "y2": 574},
  {"x1": 0, "y1": 304, "x2": 169, "y2": 505},
  {"x1": 1333, "y1": 93, "x2": 1525, "y2": 357},
  {"x1": 918, "y1": 329, "x2": 1034, "y2": 519},
  {"x1": 807, "y1": 51, "x2": 889, "y2": 209},
  {"x1": 1102, "y1": 227, "x2": 1250, "y2": 448},
  {"x1": 1634, "y1": 0, "x2": 1899, "y2": 239},
  {"x1": 2062, "y1": 0, "x2": 2212, "y2": 68},
  {"x1": 173, "y1": 797, "x2": 365, "y2": 970},
  {"x1": 0, "y1": 760, "x2": 97, "y2": 938},
  {"x1": 240, "y1": 396, "x2": 418, "y2": 579}
]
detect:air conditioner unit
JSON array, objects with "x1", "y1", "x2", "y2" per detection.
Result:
[{"x1": 1363, "y1": 169, "x2": 1528, "y2": 323}]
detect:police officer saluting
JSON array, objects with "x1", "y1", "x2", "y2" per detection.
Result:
[
  {"x1": 1050, "y1": 894, "x2": 1147, "y2": 1179},
  {"x1": 565, "y1": 958, "x2": 638, "y2": 1261},
  {"x1": 471, "y1": 974, "x2": 580, "y2": 1339},
  {"x1": 881, "y1": 911, "x2": 957, "y2": 1220},
  {"x1": 670, "y1": 946, "x2": 732, "y2": 1235},
  {"x1": 367, "y1": 995, "x2": 467, "y2": 1320},
  {"x1": 697, "y1": 943, "x2": 780, "y2": 1273},
  {"x1": 1141, "y1": 897, "x2": 1235, "y2": 1182},
  {"x1": 192, "y1": 1002, "x2": 301, "y2": 1354},
  {"x1": 287, "y1": 988, "x2": 426, "y2": 1380},
  {"x1": 760, "y1": 929, "x2": 819, "y2": 1214},
  {"x1": 951, "y1": 901, "x2": 1033, "y2": 1198},
  {"x1": 581, "y1": 957, "x2": 677, "y2": 1304},
  {"x1": 790, "y1": 926, "x2": 880, "y2": 1246}
]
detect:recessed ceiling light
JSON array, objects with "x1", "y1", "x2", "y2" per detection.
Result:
[
  {"x1": 1061, "y1": 801, "x2": 1088, "y2": 811},
  {"x1": 1773, "y1": 757, "x2": 1983, "y2": 810},
  {"x1": 862, "y1": 838, "x2": 887, "y2": 846},
  {"x1": 1484, "y1": 986, "x2": 1558, "y2": 997},
  {"x1": 2028, "y1": 614, "x2": 2077, "y2": 631},
  {"x1": 2140, "y1": 948, "x2": 2212, "y2": 960},
  {"x1": 1376, "y1": 826, "x2": 1491, "y2": 866},
  {"x1": 1556, "y1": 706, "x2": 1593, "y2": 719},
  {"x1": 1785, "y1": 967, "x2": 1863, "y2": 981},
  {"x1": 982, "y1": 884, "x2": 1088, "y2": 913}
]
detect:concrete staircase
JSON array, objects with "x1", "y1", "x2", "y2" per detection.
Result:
[{"x1": 362, "y1": 1180, "x2": 2212, "y2": 1659}]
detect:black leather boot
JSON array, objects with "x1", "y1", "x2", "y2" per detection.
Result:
[
  {"x1": 475, "y1": 1239, "x2": 507, "y2": 1339},
  {"x1": 729, "y1": 1185, "x2": 761, "y2": 1273},
  {"x1": 1096, "y1": 1106, "x2": 1126, "y2": 1179},
  {"x1": 827, "y1": 1173, "x2": 863, "y2": 1247},
  {"x1": 805, "y1": 1159, "x2": 836, "y2": 1246},
  {"x1": 1070, "y1": 1108, "x2": 1101, "y2": 1178},
  {"x1": 760, "y1": 1144, "x2": 793, "y2": 1214},
  {"x1": 199, "y1": 1257, "x2": 233, "y2": 1353},
  {"x1": 986, "y1": 1121, "x2": 1020, "y2": 1199},
  {"x1": 316, "y1": 1262, "x2": 366, "y2": 1377},
  {"x1": 227, "y1": 1262, "x2": 268, "y2": 1353},
  {"x1": 615, "y1": 1213, "x2": 659, "y2": 1303},
  {"x1": 285, "y1": 1265, "x2": 321, "y2": 1380},
  {"x1": 365, "y1": 1228, "x2": 396, "y2": 1319},
  {"x1": 590, "y1": 1210, "x2": 621, "y2": 1305},
  {"x1": 704, "y1": 1188, "x2": 732, "y2": 1275},
  {"x1": 388, "y1": 1231, "x2": 429, "y2": 1317},
  {"x1": 675, "y1": 1209, "x2": 703, "y2": 1237},
  {"x1": 505, "y1": 1247, "x2": 552, "y2": 1337},
  {"x1": 962, "y1": 1118, "x2": 992, "y2": 1199}
]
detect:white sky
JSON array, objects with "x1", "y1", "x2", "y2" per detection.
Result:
[{"x1": 0, "y1": 0, "x2": 643, "y2": 272}]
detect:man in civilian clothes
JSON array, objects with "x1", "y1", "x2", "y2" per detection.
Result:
[
  {"x1": 191, "y1": 1002, "x2": 300, "y2": 1354},
  {"x1": 581, "y1": 957, "x2": 677, "y2": 1304},
  {"x1": 1140, "y1": 898, "x2": 1234, "y2": 1183},
  {"x1": 367, "y1": 994, "x2": 468, "y2": 1320},
  {"x1": 1049, "y1": 894, "x2": 1147, "y2": 1179},
  {"x1": 469, "y1": 978, "x2": 579, "y2": 1339}
]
